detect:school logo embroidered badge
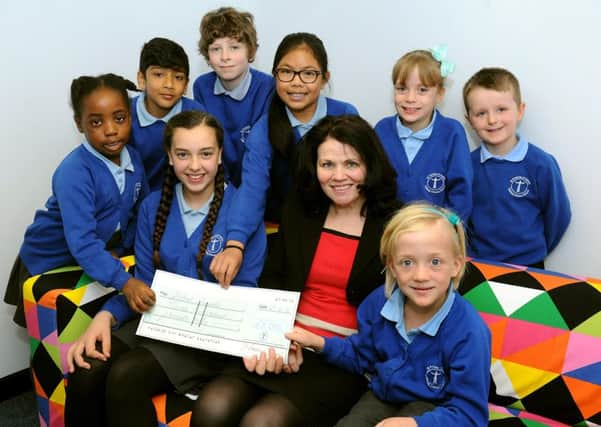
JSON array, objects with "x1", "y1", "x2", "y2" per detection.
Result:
[
  {"x1": 425, "y1": 173, "x2": 446, "y2": 194},
  {"x1": 207, "y1": 234, "x2": 225, "y2": 256},
  {"x1": 240, "y1": 125, "x2": 252, "y2": 144},
  {"x1": 508, "y1": 176, "x2": 530, "y2": 198},
  {"x1": 425, "y1": 365, "x2": 446, "y2": 390}
]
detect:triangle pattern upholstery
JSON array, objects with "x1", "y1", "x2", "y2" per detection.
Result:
[
  {"x1": 462, "y1": 259, "x2": 601, "y2": 426},
  {"x1": 23, "y1": 257, "x2": 132, "y2": 427},
  {"x1": 488, "y1": 403, "x2": 571, "y2": 426},
  {"x1": 488, "y1": 281, "x2": 544, "y2": 316},
  {"x1": 24, "y1": 256, "x2": 600, "y2": 426}
]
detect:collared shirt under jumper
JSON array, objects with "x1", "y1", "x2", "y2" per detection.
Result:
[
  {"x1": 226, "y1": 96, "x2": 359, "y2": 246},
  {"x1": 285, "y1": 95, "x2": 328, "y2": 138},
  {"x1": 82, "y1": 139, "x2": 134, "y2": 231},
  {"x1": 19, "y1": 143, "x2": 148, "y2": 290},
  {"x1": 101, "y1": 184, "x2": 266, "y2": 394},
  {"x1": 321, "y1": 285, "x2": 491, "y2": 427},
  {"x1": 129, "y1": 94, "x2": 206, "y2": 192},
  {"x1": 468, "y1": 136, "x2": 571, "y2": 265},
  {"x1": 175, "y1": 182, "x2": 213, "y2": 238},
  {"x1": 374, "y1": 110, "x2": 473, "y2": 222},
  {"x1": 103, "y1": 184, "x2": 266, "y2": 325},
  {"x1": 395, "y1": 110, "x2": 436, "y2": 164},
  {"x1": 193, "y1": 68, "x2": 275, "y2": 187}
]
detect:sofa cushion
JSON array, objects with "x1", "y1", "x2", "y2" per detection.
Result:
[
  {"x1": 461, "y1": 260, "x2": 601, "y2": 425},
  {"x1": 488, "y1": 403, "x2": 570, "y2": 426},
  {"x1": 24, "y1": 257, "x2": 132, "y2": 427}
]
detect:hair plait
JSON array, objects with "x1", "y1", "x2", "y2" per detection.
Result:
[
  {"x1": 196, "y1": 165, "x2": 225, "y2": 279},
  {"x1": 152, "y1": 110, "x2": 225, "y2": 274},
  {"x1": 152, "y1": 164, "x2": 177, "y2": 268}
]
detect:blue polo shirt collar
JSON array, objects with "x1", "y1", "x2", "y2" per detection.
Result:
[
  {"x1": 83, "y1": 139, "x2": 134, "y2": 175},
  {"x1": 136, "y1": 93, "x2": 183, "y2": 127},
  {"x1": 82, "y1": 139, "x2": 133, "y2": 203},
  {"x1": 285, "y1": 95, "x2": 327, "y2": 137},
  {"x1": 480, "y1": 134, "x2": 528, "y2": 163},
  {"x1": 213, "y1": 69, "x2": 252, "y2": 101},
  {"x1": 381, "y1": 284, "x2": 455, "y2": 343},
  {"x1": 396, "y1": 110, "x2": 437, "y2": 140},
  {"x1": 175, "y1": 183, "x2": 214, "y2": 238}
]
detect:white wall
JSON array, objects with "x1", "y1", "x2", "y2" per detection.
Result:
[{"x1": 2, "y1": 0, "x2": 599, "y2": 377}]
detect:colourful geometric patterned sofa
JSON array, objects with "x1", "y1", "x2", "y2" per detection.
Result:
[
  {"x1": 24, "y1": 258, "x2": 601, "y2": 426},
  {"x1": 463, "y1": 259, "x2": 601, "y2": 426},
  {"x1": 23, "y1": 256, "x2": 132, "y2": 427}
]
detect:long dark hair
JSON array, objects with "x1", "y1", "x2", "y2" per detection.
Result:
[
  {"x1": 296, "y1": 114, "x2": 400, "y2": 218},
  {"x1": 152, "y1": 111, "x2": 225, "y2": 279},
  {"x1": 268, "y1": 32, "x2": 329, "y2": 159}
]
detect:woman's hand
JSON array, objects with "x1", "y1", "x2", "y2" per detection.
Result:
[
  {"x1": 122, "y1": 277, "x2": 155, "y2": 313},
  {"x1": 210, "y1": 241, "x2": 244, "y2": 288},
  {"x1": 243, "y1": 348, "x2": 284, "y2": 375},
  {"x1": 66, "y1": 311, "x2": 114, "y2": 372},
  {"x1": 243, "y1": 342, "x2": 304, "y2": 375}
]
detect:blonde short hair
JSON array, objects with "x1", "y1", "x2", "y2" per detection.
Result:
[
  {"x1": 380, "y1": 202, "x2": 466, "y2": 298},
  {"x1": 392, "y1": 50, "x2": 445, "y2": 89}
]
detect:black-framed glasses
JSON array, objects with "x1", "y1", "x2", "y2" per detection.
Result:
[{"x1": 274, "y1": 67, "x2": 322, "y2": 83}]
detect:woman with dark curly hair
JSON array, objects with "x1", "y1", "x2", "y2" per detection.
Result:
[{"x1": 192, "y1": 114, "x2": 401, "y2": 427}]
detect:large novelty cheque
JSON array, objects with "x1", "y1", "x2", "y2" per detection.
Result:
[{"x1": 136, "y1": 270, "x2": 300, "y2": 362}]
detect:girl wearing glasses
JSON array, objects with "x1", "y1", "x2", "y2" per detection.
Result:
[{"x1": 209, "y1": 32, "x2": 359, "y2": 286}]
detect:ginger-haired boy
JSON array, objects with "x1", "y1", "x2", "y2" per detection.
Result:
[{"x1": 193, "y1": 7, "x2": 274, "y2": 186}]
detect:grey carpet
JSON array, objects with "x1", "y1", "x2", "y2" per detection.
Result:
[{"x1": 0, "y1": 391, "x2": 39, "y2": 427}]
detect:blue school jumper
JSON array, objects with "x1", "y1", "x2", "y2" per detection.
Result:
[
  {"x1": 322, "y1": 285, "x2": 491, "y2": 427},
  {"x1": 468, "y1": 140, "x2": 571, "y2": 265},
  {"x1": 129, "y1": 96, "x2": 206, "y2": 191},
  {"x1": 374, "y1": 112, "x2": 473, "y2": 221},
  {"x1": 103, "y1": 184, "x2": 267, "y2": 324},
  {"x1": 226, "y1": 98, "x2": 359, "y2": 246},
  {"x1": 19, "y1": 145, "x2": 147, "y2": 289},
  {"x1": 192, "y1": 68, "x2": 275, "y2": 187}
]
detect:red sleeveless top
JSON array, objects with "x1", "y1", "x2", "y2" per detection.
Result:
[{"x1": 295, "y1": 229, "x2": 360, "y2": 338}]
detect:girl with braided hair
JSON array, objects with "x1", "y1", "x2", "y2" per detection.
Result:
[
  {"x1": 4, "y1": 73, "x2": 148, "y2": 327},
  {"x1": 64, "y1": 110, "x2": 266, "y2": 427}
]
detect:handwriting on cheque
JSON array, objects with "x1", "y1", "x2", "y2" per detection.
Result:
[{"x1": 136, "y1": 270, "x2": 300, "y2": 362}]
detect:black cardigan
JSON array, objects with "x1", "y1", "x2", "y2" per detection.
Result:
[{"x1": 259, "y1": 193, "x2": 387, "y2": 306}]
